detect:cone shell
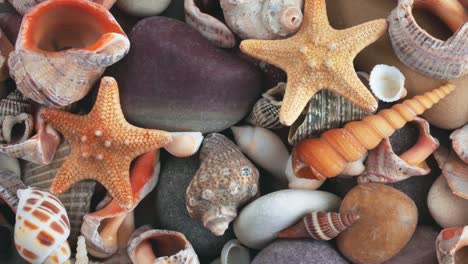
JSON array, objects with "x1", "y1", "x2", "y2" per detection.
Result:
[
  {"x1": 0, "y1": 28, "x2": 13, "y2": 81},
  {"x1": 434, "y1": 146, "x2": 468, "y2": 199},
  {"x1": 186, "y1": 133, "x2": 259, "y2": 236},
  {"x1": 277, "y1": 211, "x2": 359, "y2": 240},
  {"x1": 292, "y1": 84, "x2": 455, "y2": 181},
  {"x1": 127, "y1": 225, "x2": 200, "y2": 264},
  {"x1": 221, "y1": 0, "x2": 304, "y2": 40},
  {"x1": 22, "y1": 141, "x2": 96, "y2": 248},
  {"x1": 8, "y1": 0, "x2": 130, "y2": 107},
  {"x1": 246, "y1": 82, "x2": 285, "y2": 130},
  {"x1": 358, "y1": 117, "x2": 438, "y2": 184},
  {"x1": 288, "y1": 90, "x2": 373, "y2": 145},
  {"x1": 450, "y1": 125, "x2": 468, "y2": 164},
  {"x1": 14, "y1": 187, "x2": 71, "y2": 264},
  {"x1": 0, "y1": 169, "x2": 26, "y2": 212},
  {"x1": 8, "y1": 0, "x2": 116, "y2": 15},
  {"x1": 436, "y1": 226, "x2": 468, "y2": 264},
  {"x1": 388, "y1": 0, "x2": 468, "y2": 79},
  {"x1": 81, "y1": 151, "x2": 160, "y2": 258},
  {"x1": 184, "y1": 0, "x2": 236, "y2": 48}
]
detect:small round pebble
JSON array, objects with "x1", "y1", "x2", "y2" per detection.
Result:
[
  {"x1": 154, "y1": 154, "x2": 235, "y2": 259},
  {"x1": 337, "y1": 183, "x2": 418, "y2": 264},
  {"x1": 252, "y1": 239, "x2": 349, "y2": 264}
]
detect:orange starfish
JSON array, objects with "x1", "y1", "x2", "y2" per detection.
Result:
[
  {"x1": 240, "y1": 0, "x2": 387, "y2": 126},
  {"x1": 41, "y1": 77, "x2": 172, "y2": 210}
]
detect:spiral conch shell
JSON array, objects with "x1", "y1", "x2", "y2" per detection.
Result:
[
  {"x1": 8, "y1": 0, "x2": 130, "y2": 107},
  {"x1": 221, "y1": 0, "x2": 304, "y2": 40},
  {"x1": 278, "y1": 211, "x2": 359, "y2": 240},
  {"x1": 292, "y1": 84, "x2": 455, "y2": 181},
  {"x1": 186, "y1": 133, "x2": 259, "y2": 236},
  {"x1": 8, "y1": 0, "x2": 116, "y2": 15},
  {"x1": 246, "y1": 82, "x2": 285, "y2": 130},
  {"x1": 15, "y1": 188, "x2": 71, "y2": 264},
  {"x1": 436, "y1": 226, "x2": 468, "y2": 264},
  {"x1": 127, "y1": 225, "x2": 200, "y2": 264},
  {"x1": 357, "y1": 117, "x2": 438, "y2": 184},
  {"x1": 388, "y1": 0, "x2": 468, "y2": 79}
]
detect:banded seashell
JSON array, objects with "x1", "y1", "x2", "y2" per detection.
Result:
[
  {"x1": 0, "y1": 169, "x2": 26, "y2": 212},
  {"x1": 75, "y1": 236, "x2": 89, "y2": 264},
  {"x1": 81, "y1": 151, "x2": 160, "y2": 258},
  {"x1": 186, "y1": 133, "x2": 259, "y2": 236},
  {"x1": 450, "y1": 125, "x2": 467, "y2": 164},
  {"x1": 0, "y1": 90, "x2": 34, "y2": 145},
  {"x1": 436, "y1": 226, "x2": 468, "y2": 264},
  {"x1": 388, "y1": 0, "x2": 468, "y2": 79},
  {"x1": 246, "y1": 82, "x2": 285, "y2": 130},
  {"x1": 288, "y1": 89, "x2": 373, "y2": 145},
  {"x1": 8, "y1": 0, "x2": 130, "y2": 107},
  {"x1": 277, "y1": 211, "x2": 359, "y2": 240},
  {"x1": 15, "y1": 187, "x2": 71, "y2": 264},
  {"x1": 358, "y1": 117, "x2": 438, "y2": 184},
  {"x1": 184, "y1": 0, "x2": 236, "y2": 48},
  {"x1": 0, "y1": 28, "x2": 13, "y2": 81},
  {"x1": 22, "y1": 141, "x2": 96, "y2": 248},
  {"x1": 292, "y1": 84, "x2": 455, "y2": 181},
  {"x1": 8, "y1": 0, "x2": 116, "y2": 15}
]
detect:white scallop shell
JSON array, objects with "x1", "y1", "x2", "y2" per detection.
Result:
[
  {"x1": 233, "y1": 189, "x2": 341, "y2": 249},
  {"x1": 15, "y1": 188, "x2": 71, "y2": 264},
  {"x1": 369, "y1": 64, "x2": 407, "y2": 102}
]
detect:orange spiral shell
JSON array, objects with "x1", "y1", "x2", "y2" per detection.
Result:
[{"x1": 292, "y1": 84, "x2": 455, "y2": 181}]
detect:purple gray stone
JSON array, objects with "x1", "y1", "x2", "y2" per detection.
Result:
[{"x1": 252, "y1": 239, "x2": 349, "y2": 264}]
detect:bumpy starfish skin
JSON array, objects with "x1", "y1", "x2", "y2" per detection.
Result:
[
  {"x1": 40, "y1": 77, "x2": 172, "y2": 210},
  {"x1": 240, "y1": 0, "x2": 386, "y2": 125}
]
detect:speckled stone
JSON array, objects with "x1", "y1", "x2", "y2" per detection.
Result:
[
  {"x1": 384, "y1": 225, "x2": 439, "y2": 264},
  {"x1": 109, "y1": 16, "x2": 262, "y2": 133},
  {"x1": 252, "y1": 239, "x2": 349, "y2": 264},
  {"x1": 337, "y1": 183, "x2": 418, "y2": 264},
  {"x1": 154, "y1": 154, "x2": 235, "y2": 259}
]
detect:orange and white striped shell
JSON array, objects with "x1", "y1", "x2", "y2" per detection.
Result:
[
  {"x1": 292, "y1": 84, "x2": 455, "y2": 181},
  {"x1": 277, "y1": 211, "x2": 359, "y2": 240},
  {"x1": 14, "y1": 188, "x2": 71, "y2": 264}
]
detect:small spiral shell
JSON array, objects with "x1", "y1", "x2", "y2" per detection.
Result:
[
  {"x1": 0, "y1": 169, "x2": 26, "y2": 213},
  {"x1": 278, "y1": 211, "x2": 359, "y2": 240},
  {"x1": 14, "y1": 188, "x2": 71, "y2": 264},
  {"x1": 246, "y1": 82, "x2": 285, "y2": 129},
  {"x1": 292, "y1": 84, "x2": 455, "y2": 181}
]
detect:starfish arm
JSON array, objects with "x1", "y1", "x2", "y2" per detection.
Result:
[
  {"x1": 97, "y1": 160, "x2": 134, "y2": 210},
  {"x1": 40, "y1": 108, "x2": 84, "y2": 139},
  {"x1": 339, "y1": 19, "x2": 388, "y2": 56},
  {"x1": 240, "y1": 39, "x2": 296, "y2": 70},
  {"x1": 279, "y1": 75, "x2": 321, "y2": 126},
  {"x1": 90, "y1": 77, "x2": 127, "y2": 123},
  {"x1": 302, "y1": 0, "x2": 333, "y2": 31},
  {"x1": 49, "y1": 153, "x2": 88, "y2": 195},
  {"x1": 123, "y1": 127, "x2": 172, "y2": 157},
  {"x1": 333, "y1": 66, "x2": 378, "y2": 112}
]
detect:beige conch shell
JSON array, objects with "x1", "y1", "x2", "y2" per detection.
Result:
[
  {"x1": 8, "y1": 0, "x2": 130, "y2": 107},
  {"x1": 184, "y1": 0, "x2": 236, "y2": 48},
  {"x1": 436, "y1": 226, "x2": 468, "y2": 264},
  {"x1": 450, "y1": 125, "x2": 468, "y2": 164},
  {"x1": 434, "y1": 146, "x2": 468, "y2": 199},
  {"x1": 186, "y1": 133, "x2": 259, "y2": 236},
  {"x1": 221, "y1": 0, "x2": 304, "y2": 40},
  {"x1": 8, "y1": 0, "x2": 116, "y2": 15},
  {"x1": 388, "y1": 0, "x2": 468, "y2": 79}
]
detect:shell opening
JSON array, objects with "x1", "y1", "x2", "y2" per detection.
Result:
[
  {"x1": 24, "y1": 1, "x2": 123, "y2": 52},
  {"x1": 8, "y1": 121, "x2": 28, "y2": 144},
  {"x1": 280, "y1": 6, "x2": 303, "y2": 31},
  {"x1": 136, "y1": 233, "x2": 187, "y2": 260}
]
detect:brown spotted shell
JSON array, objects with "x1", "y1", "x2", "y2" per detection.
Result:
[
  {"x1": 278, "y1": 211, "x2": 359, "y2": 240},
  {"x1": 185, "y1": 133, "x2": 259, "y2": 236},
  {"x1": 14, "y1": 187, "x2": 71, "y2": 264}
]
